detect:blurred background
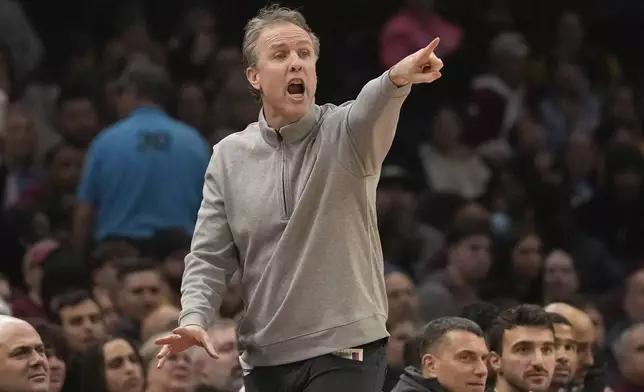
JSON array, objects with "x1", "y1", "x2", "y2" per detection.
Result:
[{"x1": 0, "y1": 0, "x2": 644, "y2": 391}]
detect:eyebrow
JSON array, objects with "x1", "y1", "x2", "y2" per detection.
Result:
[{"x1": 269, "y1": 41, "x2": 312, "y2": 50}]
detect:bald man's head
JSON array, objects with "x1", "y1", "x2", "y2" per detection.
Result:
[
  {"x1": 545, "y1": 303, "x2": 594, "y2": 384},
  {"x1": 140, "y1": 305, "x2": 179, "y2": 342},
  {"x1": 0, "y1": 316, "x2": 50, "y2": 392}
]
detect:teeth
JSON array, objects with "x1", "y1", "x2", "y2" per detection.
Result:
[{"x1": 289, "y1": 79, "x2": 303, "y2": 85}]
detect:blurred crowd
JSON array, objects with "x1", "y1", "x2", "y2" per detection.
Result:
[{"x1": 0, "y1": 0, "x2": 642, "y2": 391}]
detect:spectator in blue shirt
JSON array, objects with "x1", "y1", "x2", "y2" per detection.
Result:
[{"x1": 72, "y1": 62, "x2": 210, "y2": 256}]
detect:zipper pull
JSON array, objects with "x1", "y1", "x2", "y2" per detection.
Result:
[{"x1": 276, "y1": 130, "x2": 283, "y2": 143}]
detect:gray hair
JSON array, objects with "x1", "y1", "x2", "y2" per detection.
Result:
[
  {"x1": 421, "y1": 317, "x2": 484, "y2": 354},
  {"x1": 242, "y1": 5, "x2": 320, "y2": 68},
  {"x1": 612, "y1": 323, "x2": 644, "y2": 362}
]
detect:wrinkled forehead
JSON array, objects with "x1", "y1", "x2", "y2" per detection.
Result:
[
  {"x1": 257, "y1": 23, "x2": 313, "y2": 53},
  {"x1": 0, "y1": 323, "x2": 42, "y2": 352}
]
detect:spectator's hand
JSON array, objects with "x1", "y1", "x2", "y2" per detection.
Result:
[
  {"x1": 389, "y1": 37, "x2": 443, "y2": 87},
  {"x1": 155, "y1": 325, "x2": 218, "y2": 368}
]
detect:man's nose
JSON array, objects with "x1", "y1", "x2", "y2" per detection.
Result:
[
  {"x1": 474, "y1": 359, "x2": 488, "y2": 377},
  {"x1": 289, "y1": 53, "x2": 303, "y2": 71}
]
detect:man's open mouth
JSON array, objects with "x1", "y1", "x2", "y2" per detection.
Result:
[{"x1": 287, "y1": 78, "x2": 305, "y2": 97}]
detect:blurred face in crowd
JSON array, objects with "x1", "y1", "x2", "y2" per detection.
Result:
[
  {"x1": 23, "y1": 259, "x2": 43, "y2": 296},
  {"x1": 0, "y1": 320, "x2": 49, "y2": 392},
  {"x1": 491, "y1": 326, "x2": 555, "y2": 392},
  {"x1": 4, "y1": 107, "x2": 37, "y2": 163},
  {"x1": 103, "y1": 339, "x2": 144, "y2": 392},
  {"x1": 449, "y1": 235, "x2": 491, "y2": 283},
  {"x1": 246, "y1": 22, "x2": 317, "y2": 128},
  {"x1": 551, "y1": 322, "x2": 577, "y2": 388},
  {"x1": 46, "y1": 347, "x2": 66, "y2": 392},
  {"x1": 584, "y1": 304, "x2": 605, "y2": 347},
  {"x1": 543, "y1": 250, "x2": 579, "y2": 302},
  {"x1": 566, "y1": 131, "x2": 596, "y2": 180},
  {"x1": 511, "y1": 234, "x2": 543, "y2": 281},
  {"x1": 557, "y1": 12, "x2": 584, "y2": 49},
  {"x1": 118, "y1": 270, "x2": 164, "y2": 322},
  {"x1": 48, "y1": 145, "x2": 84, "y2": 192},
  {"x1": 0, "y1": 277, "x2": 11, "y2": 302},
  {"x1": 624, "y1": 270, "x2": 644, "y2": 323},
  {"x1": 386, "y1": 272, "x2": 419, "y2": 317},
  {"x1": 514, "y1": 117, "x2": 546, "y2": 154},
  {"x1": 59, "y1": 299, "x2": 106, "y2": 354},
  {"x1": 387, "y1": 319, "x2": 419, "y2": 368},
  {"x1": 554, "y1": 61, "x2": 586, "y2": 96},
  {"x1": 177, "y1": 83, "x2": 207, "y2": 132},
  {"x1": 497, "y1": 52, "x2": 527, "y2": 88},
  {"x1": 613, "y1": 168, "x2": 642, "y2": 202},
  {"x1": 422, "y1": 330, "x2": 488, "y2": 392},
  {"x1": 196, "y1": 325, "x2": 242, "y2": 391},
  {"x1": 609, "y1": 86, "x2": 636, "y2": 121},
  {"x1": 94, "y1": 289, "x2": 119, "y2": 334},
  {"x1": 147, "y1": 350, "x2": 195, "y2": 392},
  {"x1": 616, "y1": 325, "x2": 644, "y2": 387},
  {"x1": 0, "y1": 49, "x2": 10, "y2": 94},
  {"x1": 141, "y1": 305, "x2": 180, "y2": 343},
  {"x1": 430, "y1": 108, "x2": 461, "y2": 150},
  {"x1": 58, "y1": 97, "x2": 100, "y2": 147}
]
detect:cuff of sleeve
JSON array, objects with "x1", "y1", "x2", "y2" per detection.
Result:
[
  {"x1": 381, "y1": 70, "x2": 412, "y2": 98},
  {"x1": 178, "y1": 312, "x2": 208, "y2": 330}
]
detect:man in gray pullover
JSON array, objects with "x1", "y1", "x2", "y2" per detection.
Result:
[{"x1": 156, "y1": 5, "x2": 443, "y2": 392}]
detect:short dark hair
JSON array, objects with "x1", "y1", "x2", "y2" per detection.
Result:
[
  {"x1": 31, "y1": 321, "x2": 70, "y2": 362},
  {"x1": 547, "y1": 312, "x2": 572, "y2": 327},
  {"x1": 460, "y1": 301, "x2": 501, "y2": 333},
  {"x1": 51, "y1": 290, "x2": 98, "y2": 325},
  {"x1": 421, "y1": 317, "x2": 484, "y2": 354},
  {"x1": 446, "y1": 217, "x2": 492, "y2": 246},
  {"x1": 487, "y1": 304, "x2": 554, "y2": 353},
  {"x1": 117, "y1": 259, "x2": 159, "y2": 281}
]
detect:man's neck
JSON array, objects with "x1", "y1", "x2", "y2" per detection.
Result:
[
  {"x1": 548, "y1": 384, "x2": 567, "y2": 392},
  {"x1": 262, "y1": 106, "x2": 303, "y2": 130}
]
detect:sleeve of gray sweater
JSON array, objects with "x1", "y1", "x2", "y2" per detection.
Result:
[
  {"x1": 344, "y1": 71, "x2": 412, "y2": 175},
  {"x1": 179, "y1": 149, "x2": 240, "y2": 329}
]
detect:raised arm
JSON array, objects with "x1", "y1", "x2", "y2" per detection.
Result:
[
  {"x1": 345, "y1": 37, "x2": 443, "y2": 175},
  {"x1": 179, "y1": 147, "x2": 240, "y2": 330}
]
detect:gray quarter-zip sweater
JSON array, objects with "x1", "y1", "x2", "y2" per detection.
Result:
[{"x1": 180, "y1": 70, "x2": 412, "y2": 366}]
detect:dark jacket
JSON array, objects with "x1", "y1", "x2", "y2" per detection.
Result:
[{"x1": 392, "y1": 367, "x2": 447, "y2": 392}]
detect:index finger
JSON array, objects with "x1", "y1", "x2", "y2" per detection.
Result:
[{"x1": 419, "y1": 37, "x2": 440, "y2": 57}]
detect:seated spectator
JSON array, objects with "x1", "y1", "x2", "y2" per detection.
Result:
[
  {"x1": 1, "y1": 104, "x2": 41, "y2": 209},
  {"x1": 54, "y1": 80, "x2": 103, "y2": 148},
  {"x1": 463, "y1": 32, "x2": 530, "y2": 164},
  {"x1": 140, "y1": 304, "x2": 180, "y2": 343},
  {"x1": 71, "y1": 336, "x2": 145, "y2": 392},
  {"x1": 12, "y1": 238, "x2": 59, "y2": 320},
  {"x1": 115, "y1": 260, "x2": 166, "y2": 343},
  {"x1": 611, "y1": 324, "x2": 644, "y2": 392},
  {"x1": 418, "y1": 218, "x2": 492, "y2": 322},
  {"x1": 140, "y1": 331, "x2": 197, "y2": 392},
  {"x1": 193, "y1": 319, "x2": 243, "y2": 392},
  {"x1": 50, "y1": 290, "x2": 106, "y2": 357},
  {"x1": 384, "y1": 314, "x2": 422, "y2": 392},
  {"x1": 416, "y1": 108, "x2": 490, "y2": 200},
  {"x1": 542, "y1": 250, "x2": 581, "y2": 305},
  {"x1": 32, "y1": 322, "x2": 68, "y2": 392},
  {"x1": 538, "y1": 60, "x2": 600, "y2": 151},
  {"x1": 391, "y1": 317, "x2": 488, "y2": 392}
]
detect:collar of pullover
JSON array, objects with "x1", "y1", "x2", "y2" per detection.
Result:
[{"x1": 259, "y1": 104, "x2": 320, "y2": 147}]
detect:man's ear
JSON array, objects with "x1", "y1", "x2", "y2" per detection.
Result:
[
  {"x1": 422, "y1": 353, "x2": 438, "y2": 378},
  {"x1": 488, "y1": 351, "x2": 501, "y2": 373},
  {"x1": 246, "y1": 67, "x2": 261, "y2": 92}
]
